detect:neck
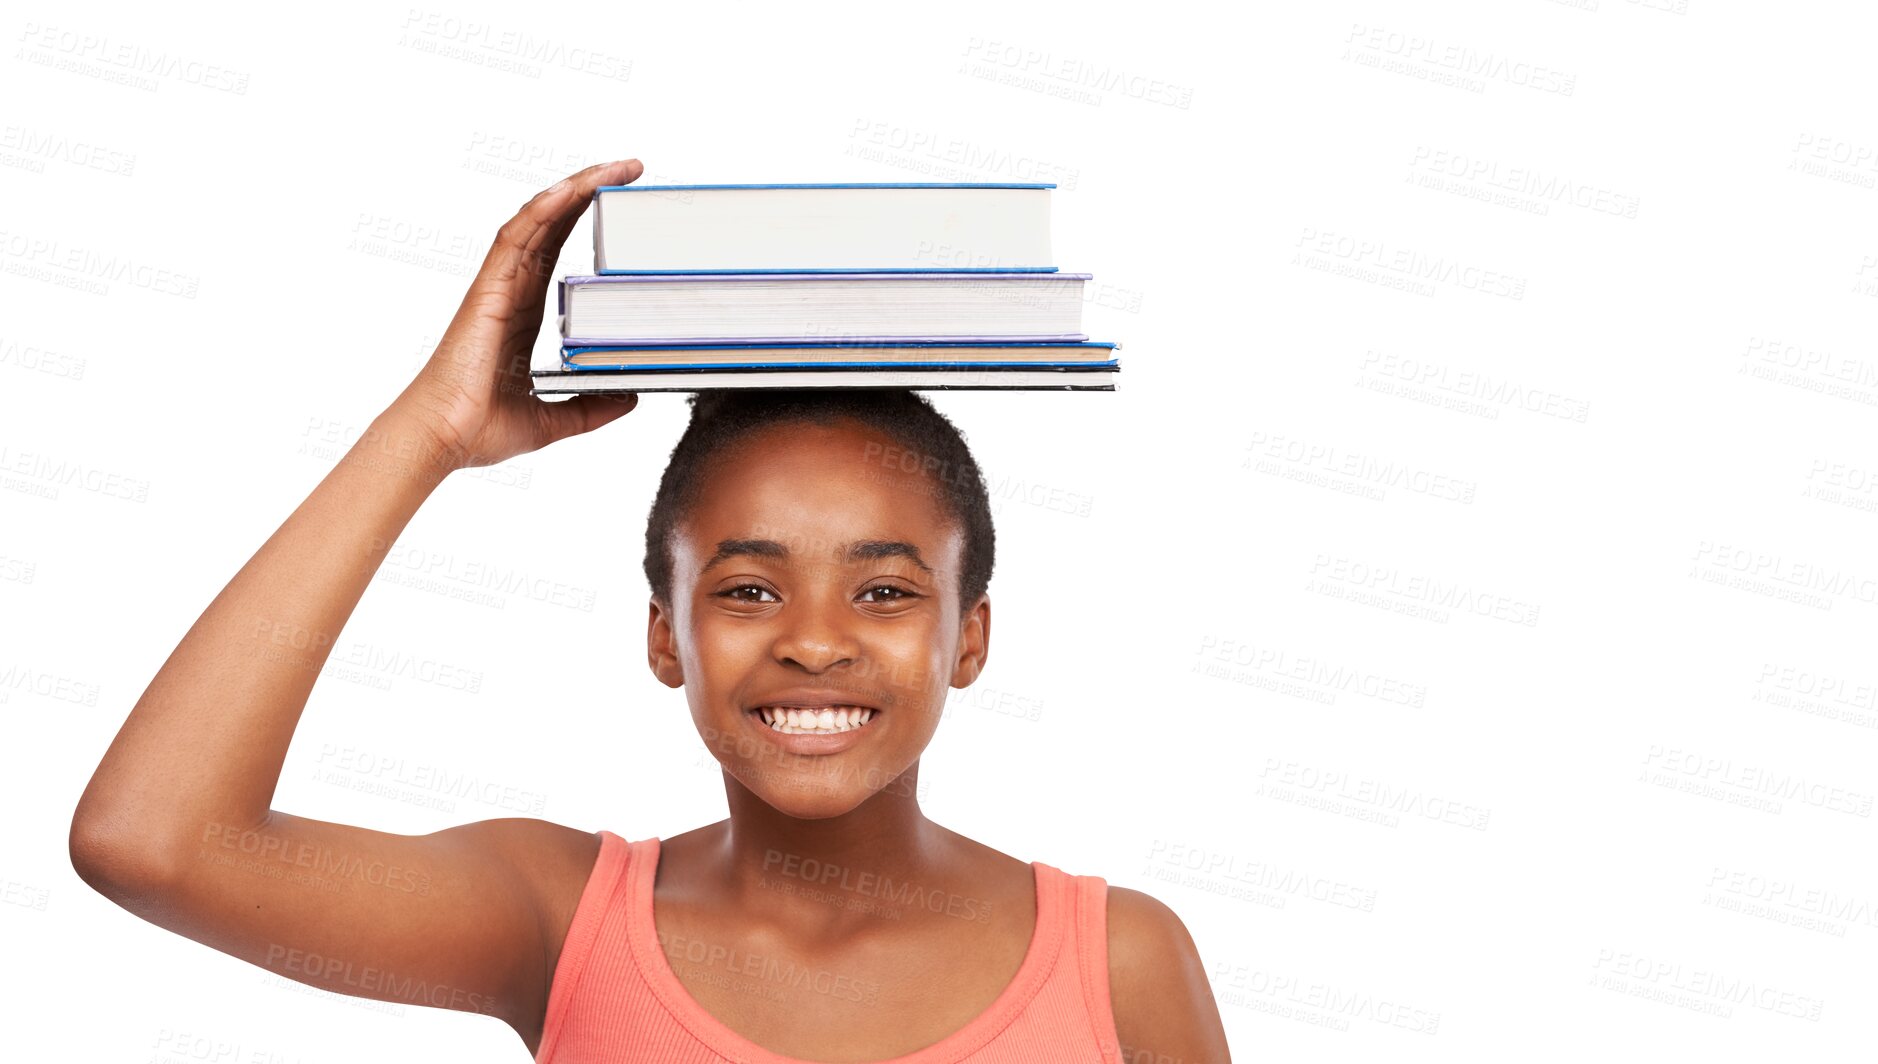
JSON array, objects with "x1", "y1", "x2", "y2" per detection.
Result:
[{"x1": 714, "y1": 761, "x2": 951, "y2": 895}]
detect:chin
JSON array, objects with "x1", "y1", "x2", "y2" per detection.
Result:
[{"x1": 740, "y1": 771, "x2": 875, "y2": 819}]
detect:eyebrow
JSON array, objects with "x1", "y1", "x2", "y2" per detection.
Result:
[{"x1": 702, "y1": 538, "x2": 934, "y2": 576}]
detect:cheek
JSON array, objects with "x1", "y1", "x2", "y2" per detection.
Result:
[
  {"x1": 684, "y1": 616, "x2": 767, "y2": 675},
  {"x1": 874, "y1": 627, "x2": 958, "y2": 720}
]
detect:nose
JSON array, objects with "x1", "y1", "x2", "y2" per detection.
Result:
[{"x1": 770, "y1": 590, "x2": 860, "y2": 672}]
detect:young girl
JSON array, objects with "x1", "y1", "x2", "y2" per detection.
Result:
[{"x1": 69, "y1": 159, "x2": 1230, "y2": 1063}]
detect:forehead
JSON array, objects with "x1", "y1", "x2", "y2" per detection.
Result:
[{"x1": 673, "y1": 418, "x2": 963, "y2": 575}]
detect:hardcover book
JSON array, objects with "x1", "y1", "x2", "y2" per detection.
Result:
[
  {"x1": 558, "y1": 341, "x2": 1117, "y2": 369},
  {"x1": 557, "y1": 272, "x2": 1091, "y2": 345},
  {"x1": 529, "y1": 362, "x2": 1118, "y2": 394},
  {"x1": 591, "y1": 182, "x2": 1055, "y2": 273}
]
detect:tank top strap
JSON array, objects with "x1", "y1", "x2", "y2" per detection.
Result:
[
  {"x1": 1062, "y1": 869, "x2": 1125, "y2": 1063},
  {"x1": 535, "y1": 830, "x2": 634, "y2": 1064}
]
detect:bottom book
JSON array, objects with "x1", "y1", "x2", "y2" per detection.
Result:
[{"x1": 529, "y1": 363, "x2": 1119, "y2": 394}]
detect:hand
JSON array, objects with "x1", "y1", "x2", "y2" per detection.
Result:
[{"x1": 389, "y1": 158, "x2": 646, "y2": 472}]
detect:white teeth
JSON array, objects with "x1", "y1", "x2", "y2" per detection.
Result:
[{"x1": 757, "y1": 705, "x2": 876, "y2": 734}]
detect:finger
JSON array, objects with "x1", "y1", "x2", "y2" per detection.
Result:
[
  {"x1": 525, "y1": 158, "x2": 646, "y2": 270},
  {"x1": 478, "y1": 158, "x2": 644, "y2": 301},
  {"x1": 540, "y1": 390, "x2": 639, "y2": 442},
  {"x1": 512, "y1": 157, "x2": 644, "y2": 273}
]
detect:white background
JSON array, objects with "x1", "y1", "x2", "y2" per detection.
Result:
[{"x1": 4, "y1": 0, "x2": 1876, "y2": 1060}]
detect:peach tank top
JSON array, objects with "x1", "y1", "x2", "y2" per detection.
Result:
[{"x1": 535, "y1": 831, "x2": 1125, "y2": 1063}]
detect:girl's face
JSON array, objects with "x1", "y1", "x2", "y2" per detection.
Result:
[{"x1": 649, "y1": 418, "x2": 989, "y2": 819}]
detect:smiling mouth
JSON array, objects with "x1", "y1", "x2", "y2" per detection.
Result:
[{"x1": 750, "y1": 705, "x2": 877, "y2": 734}]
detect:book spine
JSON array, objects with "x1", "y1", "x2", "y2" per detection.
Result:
[{"x1": 592, "y1": 209, "x2": 605, "y2": 273}]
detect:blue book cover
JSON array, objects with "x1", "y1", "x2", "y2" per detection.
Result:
[{"x1": 559, "y1": 340, "x2": 1118, "y2": 372}]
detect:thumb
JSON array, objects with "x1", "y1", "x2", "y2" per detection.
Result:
[{"x1": 541, "y1": 390, "x2": 639, "y2": 443}]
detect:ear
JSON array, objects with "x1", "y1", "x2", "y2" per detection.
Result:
[
  {"x1": 948, "y1": 591, "x2": 990, "y2": 688},
  {"x1": 647, "y1": 596, "x2": 685, "y2": 688}
]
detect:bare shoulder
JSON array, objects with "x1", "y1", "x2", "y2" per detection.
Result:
[
  {"x1": 932, "y1": 823, "x2": 1049, "y2": 909},
  {"x1": 1106, "y1": 886, "x2": 1233, "y2": 1063}
]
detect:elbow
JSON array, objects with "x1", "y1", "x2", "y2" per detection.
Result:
[
  {"x1": 68, "y1": 805, "x2": 134, "y2": 897},
  {"x1": 68, "y1": 803, "x2": 184, "y2": 909}
]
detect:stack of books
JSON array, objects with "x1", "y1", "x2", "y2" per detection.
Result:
[{"x1": 527, "y1": 182, "x2": 1120, "y2": 394}]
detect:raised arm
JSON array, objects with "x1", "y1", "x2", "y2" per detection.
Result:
[{"x1": 68, "y1": 158, "x2": 645, "y2": 1053}]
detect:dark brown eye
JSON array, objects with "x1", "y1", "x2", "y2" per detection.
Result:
[
  {"x1": 860, "y1": 585, "x2": 918, "y2": 604},
  {"x1": 718, "y1": 584, "x2": 778, "y2": 603}
]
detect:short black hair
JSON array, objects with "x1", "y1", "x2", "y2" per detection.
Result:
[{"x1": 643, "y1": 389, "x2": 996, "y2": 614}]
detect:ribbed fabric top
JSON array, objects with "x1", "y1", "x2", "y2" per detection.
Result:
[{"x1": 535, "y1": 831, "x2": 1124, "y2": 1063}]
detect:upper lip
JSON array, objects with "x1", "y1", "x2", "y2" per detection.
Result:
[{"x1": 748, "y1": 689, "x2": 884, "y2": 712}]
